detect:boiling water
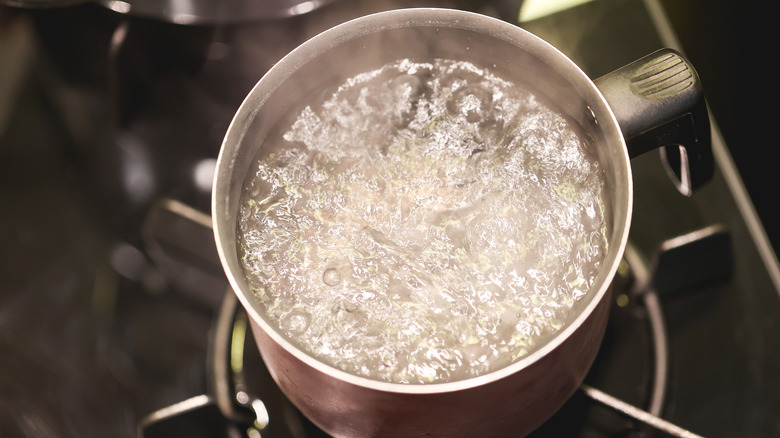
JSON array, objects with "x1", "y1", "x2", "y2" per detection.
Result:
[{"x1": 238, "y1": 58, "x2": 609, "y2": 384}]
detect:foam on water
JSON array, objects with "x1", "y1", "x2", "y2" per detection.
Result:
[{"x1": 238, "y1": 58, "x2": 609, "y2": 384}]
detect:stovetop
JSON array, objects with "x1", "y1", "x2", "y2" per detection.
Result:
[{"x1": 1, "y1": 0, "x2": 779, "y2": 437}]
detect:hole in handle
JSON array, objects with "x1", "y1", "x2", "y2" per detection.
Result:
[{"x1": 661, "y1": 145, "x2": 692, "y2": 196}]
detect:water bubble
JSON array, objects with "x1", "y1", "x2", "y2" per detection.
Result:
[
  {"x1": 280, "y1": 309, "x2": 310, "y2": 335},
  {"x1": 447, "y1": 84, "x2": 493, "y2": 123},
  {"x1": 391, "y1": 74, "x2": 422, "y2": 98},
  {"x1": 323, "y1": 268, "x2": 342, "y2": 286}
]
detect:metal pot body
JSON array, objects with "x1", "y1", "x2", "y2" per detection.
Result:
[{"x1": 213, "y1": 8, "x2": 709, "y2": 438}]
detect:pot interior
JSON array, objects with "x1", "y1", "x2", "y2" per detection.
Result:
[{"x1": 213, "y1": 8, "x2": 631, "y2": 383}]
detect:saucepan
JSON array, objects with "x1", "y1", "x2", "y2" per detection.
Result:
[{"x1": 212, "y1": 8, "x2": 711, "y2": 437}]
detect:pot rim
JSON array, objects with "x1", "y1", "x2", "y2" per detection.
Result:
[{"x1": 212, "y1": 7, "x2": 632, "y2": 395}]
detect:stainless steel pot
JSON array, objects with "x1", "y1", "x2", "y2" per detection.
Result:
[{"x1": 212, "y1": 8, "x2": 711, "y2": 437}]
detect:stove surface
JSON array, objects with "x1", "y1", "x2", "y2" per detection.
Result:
[{"x1": 1, "y1": 0, "x2": 778, "y2": 437}]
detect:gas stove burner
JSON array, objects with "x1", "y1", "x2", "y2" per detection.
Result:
[{"x1": 136, "y1": 199, "x2": 731, "y2": 438}]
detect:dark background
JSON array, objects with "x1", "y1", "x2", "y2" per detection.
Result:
[{"x1": 660, "y1": 0, "x2": 776, "y2": 254}]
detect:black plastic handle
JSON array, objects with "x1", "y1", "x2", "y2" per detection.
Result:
[{"x1": 594, "y1": 48, "x2": 713, "y2": 196}]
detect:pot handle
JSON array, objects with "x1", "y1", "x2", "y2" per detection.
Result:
[{"x1": 594, "y1": 48, "x2": 713, "y2": 196}]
